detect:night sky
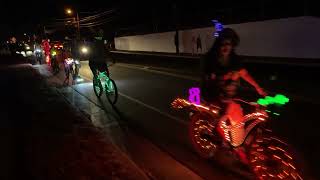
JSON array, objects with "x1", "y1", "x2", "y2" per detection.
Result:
[
  {"x1": 0, "y1": 0, "x2": 317, "y2": 40},
  {"x1": 0, "y1": 0, "x2": 118, "y2": 39}
]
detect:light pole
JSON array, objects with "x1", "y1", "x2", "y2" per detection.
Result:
[{"x1": 66, "y1": 8, "x2": 80, "y2": 39}]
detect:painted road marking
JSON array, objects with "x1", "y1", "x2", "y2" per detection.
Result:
[
  {"x1": 114, "y1": 63, "x2": 319, "y2": 104},
  {"x1": 80, "y1": 63, "x2": 318, "y2": 106},
  {"x1": 116, "y1": 63, "x2": 200, "y2": 82},
  {"x1": 79, "y1": 75, "x2": 188, "y2": 126},
  {"x1": 118, "y1": 92, "x2": 188, "y2": 125}
]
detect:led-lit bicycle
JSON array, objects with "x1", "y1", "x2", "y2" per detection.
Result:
[
  {"x1": 93, "y1": 69, "x2": 118, "y2": 105},
  {"x1": 171, "y1": 94, "x2": 303, "y2": 179}
]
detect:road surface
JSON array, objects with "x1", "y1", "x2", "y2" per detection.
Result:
[{"x1": 47, "y1": 61, "x2": 319, "y2": 179}]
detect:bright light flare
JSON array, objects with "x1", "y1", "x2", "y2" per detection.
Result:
[
  {"x1": 81, "y1": 46, "x2": 89, "y2": 54},
  {"x1": 76, "y1": 78, "x2": 84, "y2": 82},
  {"x1": 66, "y1": 9, "x2": 72, "y2": 15},
  {"x1": 51, "y1": 51, "x2": 57, "y2": 56}
]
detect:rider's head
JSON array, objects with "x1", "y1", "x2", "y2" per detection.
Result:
[
  {"x1": 217, "y1": 28, "x2": 239, "y2": 58},
  {"x1": 204, "y1": 28, "x2": 240, "y2": 67},
  {"x1": 90, "y1": 28, "x2": 104, "y2": 41}
]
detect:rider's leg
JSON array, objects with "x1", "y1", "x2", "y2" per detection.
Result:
[
  {"x1": 234, "y1": 146, "x2": 249, "y2": 165},
  {"x1": 104, "y1": 63, "x2": 110, "y2": 77},
  {"x1": 89, "y1": 61, "x2": 99, "y2": 78},
  {"x1": 224, "y1": 101, "x2": 249, "y2": 164},
  {"x1": 225, "y1": 101, "x2": 244, "y2": 125}
]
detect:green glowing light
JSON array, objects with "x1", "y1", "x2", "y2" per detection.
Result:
[
  {"x1": 273, "y1": 112, "x2": 280, "y2": 116},
  {"x1": 257, "y1": 94, "x2": 289, "y2": 106}
]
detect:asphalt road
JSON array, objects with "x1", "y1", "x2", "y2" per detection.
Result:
[{"x1": 74, "y1": 62, "x2": 319, "y2": 179}]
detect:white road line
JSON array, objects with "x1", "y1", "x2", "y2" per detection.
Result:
[
  {"x1": 118, "y1": 92, "x2": 188, "y2": 125},
  {"x1": 116, "y1": 63, "x2": 200, "y2": 82},
  {"x1": 79, "y1": 75, "x2": 188, "y2": 126},
  {"x1": 111, "y1": 50, "x2": 198, "y2": 59},
  {"x1": 115, "y1": 64, "x2": 317, "y2": 104}
]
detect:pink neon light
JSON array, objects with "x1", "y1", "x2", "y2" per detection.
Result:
[{"x1": 189, "y1": 87, "x2": 200, "y2": 105}]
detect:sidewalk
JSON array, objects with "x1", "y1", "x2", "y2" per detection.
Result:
[{"x1": 0, "y1": 61, "x2": 148, "y2": 179}]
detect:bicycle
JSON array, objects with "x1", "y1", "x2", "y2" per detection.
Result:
[
  {"x1": 51, "y1": 56, "x2": 60, "y2": 75},
  {"x1": 93, "y1": 70, "x2": 118, "y2": 105},
  {"x1": 63, "y1": 58, "x2": 77, "y2": 85}
]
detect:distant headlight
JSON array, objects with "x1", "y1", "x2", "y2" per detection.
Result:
[{"x1": 81, "y1": 46, "x2": 88, "y2": 54}]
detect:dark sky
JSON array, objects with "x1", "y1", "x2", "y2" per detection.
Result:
[
  {"x1": 0, "y1": 0, "x2": 317, "y2": 40},
  {"x1": 0, "y1": 0, "x2": 118, "y2": 39}
]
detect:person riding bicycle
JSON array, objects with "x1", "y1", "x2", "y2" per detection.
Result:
[
  {"x1": 89, "y1": 32, "x2": 109, "y2": 78},
  {"x1": 201, "y1": 28, "x2": 267, "y2": 163}
]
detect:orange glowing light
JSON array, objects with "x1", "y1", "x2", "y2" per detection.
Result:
[
  {"x1": 268, "y1": 146, "x2": 276, "y2": 150},
  {"x1": 284, "y1": 153, "x2": 293, "y2": 160},
  {"x1": 276, "y1": 146, "x2": 285, "y2": 152},
  {"x1": 291, "y1": 173, "x2": 297, "y2": 179},
  {"x1": 283, "y1": 170, "x2": 289, "y2": 176},
  {"x1": 278, "y1": 174, "x2": 284, "y2": 179},
  {"x1": 273, "y1": 154, "x2": 281, "y2": 160},
  {"x1": 271, "y1": 137, "x2": 288, "y2": 146},
  {"x1": 282, "y1": 160, "x2": 289, "y2": 166},
  {"x1": 288, "y1": 163, "x2": 296, "y2": 170},
  {"x1": 268, "y1": 173, "x2": 275, "y2": 177}
]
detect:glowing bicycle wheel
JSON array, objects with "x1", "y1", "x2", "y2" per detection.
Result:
[
  {"x1": 249, "y1": 130, "x2": 303, "y2": 180},
  {"x1": 105, "y1": 78, "x2": 118, "y2": 105},
  {"x1": 93, "y1": 77, "x2": 103, "y2": 98}
]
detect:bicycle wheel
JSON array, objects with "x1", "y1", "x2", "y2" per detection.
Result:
[
  {"x1": 105, "y1": 78, "x2": 118, "y2": 105},
  {"x1": 93, "y1": 77, "x2": 103, "y2": 98},
  {"x1": 248, "y1": 129, "x2": 303, "y2": 179}
]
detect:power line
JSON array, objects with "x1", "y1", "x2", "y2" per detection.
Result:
[
  {"x1": 80, "y1": 9, "x2": 116, "y2": 23},
  {"x1": 43, "y1": 9, "x2": 117, "y2": 31},
  {"x1": 80, "y1": 18, "x2": 114, "y2": 27}
]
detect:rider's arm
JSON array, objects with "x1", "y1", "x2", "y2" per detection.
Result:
[{"x1": 239, "y1": 68, "x2": 267, "y2": 96}]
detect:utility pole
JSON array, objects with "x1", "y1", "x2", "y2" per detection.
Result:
[
  {"x1": 260, "y1": 0, "x2": 265, "y2": 19},
  {"x1": 303, "y1": 0, "x2": 308, "y2": 16},
  {"x1": 76, "y1": 12, "x2": 80, "y2": 39},
  {"x1": 173, "y1": 3, "x2": 179, "y2": 54}
]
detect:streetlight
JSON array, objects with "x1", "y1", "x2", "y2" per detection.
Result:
[
  {"x1": 66, "y1": 8, "x2": 72, "y2": 15},
  {"x1": 65, "y1": 8, "x2": 80, "y2": 39}
]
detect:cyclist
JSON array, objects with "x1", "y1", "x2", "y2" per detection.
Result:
[
  {"x1": 62, "y1": 48, "x2": 73, "y2": 84},
  {"x1": 89, "y1": 32, "x2": 109, "y2": 78},
  {"x1": 201, "y1": 28, "x2": 267, "y2": 163}
]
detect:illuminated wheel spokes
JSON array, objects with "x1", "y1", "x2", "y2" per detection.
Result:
[
  {"x1": 105, "y1": 79, "x2": 118, "y2": 105},
  {"x1": 93, "y1": 78, "x2": 103, "y2": 97},
  {"x1": 94, "y1": 84, "x2": 102, "y2": 94},
  {"x1": 193, "y1": 119, "x2": 216, "y2": 150},
  {"x1": 249, "y1": 136, "x2": 303, "y2": 180},
  {"x1": 106, "y1": 80, "x2": 115, "y2": 94}
]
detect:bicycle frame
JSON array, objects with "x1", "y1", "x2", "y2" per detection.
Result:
[
  {"x1": 94, "y1": 71, "x2": 112, "y2": 92},
  {"x1": 171, "y1": 98, "x2": 268, "y2": 147}
]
